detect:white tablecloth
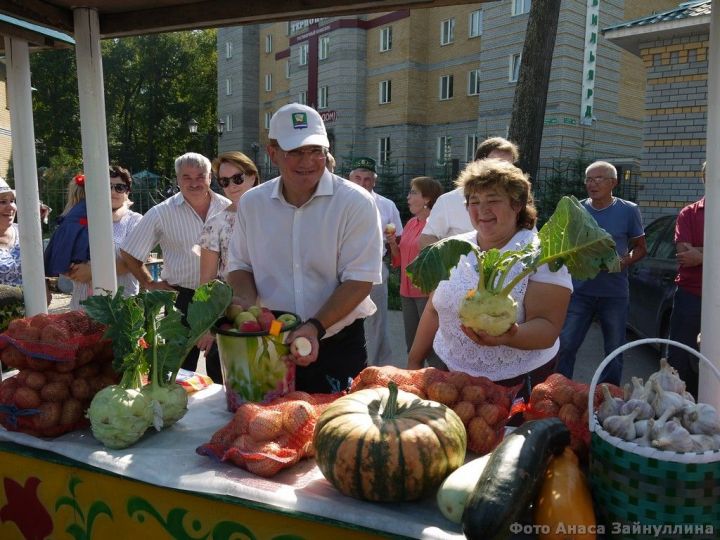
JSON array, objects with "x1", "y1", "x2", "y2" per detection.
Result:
[{"x1": 0, "y1": 384, "x2": 464, "y2": 539}]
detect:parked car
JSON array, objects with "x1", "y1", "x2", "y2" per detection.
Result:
[{"x1": 627, "y1": 214, "x2": 679, "y2": 343}]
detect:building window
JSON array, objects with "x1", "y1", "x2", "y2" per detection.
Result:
[
  {"x1": 437, "y1": 136, "x2": 452, "y2": 163},
  {"x1": 509, "y1": 53, "x2": 522, "y2": 82},
  {"x1": 265, "y1": 34, "x2": 273, "y2": 53},
  {"x1": 378, "y1": 137, "x2": 391, "y2": 164},
  {"x1": 225, "y1": 114, "x2": 233, "y2": 132},
  {"x1": 465, "y1": 134, "x2": 478, "y2": 163},
  {"x1": 225, "y1": 78, "x2": 232, "y2": 96},
  {"x1": 286, "y1": 60, "x2": 291, "y2": 79},
  {"x1": 380, "y1": 26, "x2": 392, "y2": 52},
  {"x1": 469, "y1": 10, "x2": 483, "y2": 38},
  {"x1": 379, "y1": 80, "x2": 392, "y2": 104},
  {"x1": 319, "y1": 36, "x2": 329, "y2": 60},
  {"x1": 299, "y1": 91, "x2": 307, "y2": 105},
  {"x1": 512, "y1": 0, "x2": 531, "y2": 16},
  {"x1": 225, "y1": 41, "x2": 233, "y2": 59},
  {"x1": 264, "y1": 73, "x2": 272, "y2": 92},
  {"x1": 439, "y1": 75, "x2": 454, "y2": 100},
  {"x1": 319, "y1": 86, "x2": 329, "y2": 109},
  {"x1": 264, "y1": 111, "x2": 272, "y2": 129},
  {"x1": 299, "y1": 43, "x2": 309, "y2": 66},
  {"x1": 468, "y1": 69, "x2": 481, "y2": 95},
  {"x1": 440, "y1": 18, "x2": 455, "y2": 45}
]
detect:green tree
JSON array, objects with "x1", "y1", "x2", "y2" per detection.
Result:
[{"x1": 30, "y1": 30, "x2": 217, "y2": 178}]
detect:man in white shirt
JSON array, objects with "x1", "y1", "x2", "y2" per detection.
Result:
[
  {"x1": 348, "y1": 156, "x2": 403, "y2": 366},
  {"x1": 121, "y1": 152, "x2": 231, "y2": 381},
  {"x1": 418, "y1": 137, "x2": 520, "y2": 249},
  {"x1": 227, "y1": 104, "x2": 383, "y2": 393}
]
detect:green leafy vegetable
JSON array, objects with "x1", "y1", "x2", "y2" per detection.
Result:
[
  {"x1": 406, "y1": 196, "x2": 620, "y2": 336},
  {"x1": 82, "y1": 281, "x2": 233, "y2": 448}
]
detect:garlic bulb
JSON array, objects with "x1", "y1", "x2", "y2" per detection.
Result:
[
  {"x1": 627, "y1": 377, "x2": 648, "y2": 401},
  {"x1": 650, "y1": 380, "x2": 685, "y2": 418},
  {"x1": 681, "y1": 403, "x2": 720, "y2": 436},
  {"x1": 597, "y1": 384, "x2": 624, "y2": 424},
  {"x1": 690, "y1": 434, "x2": 718, "y2": 452},
  {"x1": 652, "y1": 420, "x2": 693, "y2": 452},
  {"x1": 647, "y1": 358, "x2": 686, "y2": 394},
  {"x1": 634, "y1": 419, "x2": 650, "y2": 438},
  {"x1": 603, "y1": 409, "x2": 640, "y2": 440},
  {"x1": 620, "y1": 399, "x2": 654, "y2": 420},
  {"x1": 649, "y1": 408, "x2": 675, "y2": 440}
]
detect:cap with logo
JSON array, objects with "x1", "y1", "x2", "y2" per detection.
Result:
[
  {"x1": 268, "y1": 103, "x2": 329, "y2": 151},
  {"x1": 350, "y1": 157, "x2": 376, "y2": 173},
  {"x1": 0, "y1": 178, "x2": 14, "y2": 194}
]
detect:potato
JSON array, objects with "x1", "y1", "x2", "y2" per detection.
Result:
[
  {"x1": 249, "y1": 410, "x2": 283, "y2": 441},
  {"x1": 452, "y1": 401, "x2": 475, "y2": 424},
  {"x1": 33, "y1": 402, "x2": 62, "y2": 430},
  {"x1": 29, "y1": 313, "x2": 51, "y2": 329},
  {"x1": 40, "y1": 381, "x2": 70, "y2": 403},
  {"x1": 461, "y1": 385, "x2": 486, "y2": 404},
  {"x1": 60, "y1": 398, "x2": 84, "y2": 426},
  {"x1": 245, "y1": 457, "x2": 284, "y2": 477},
  {"x1": 445, "y1": 371, "x2": 472, "y2": 391},
  {"x1": 427, "y1": 381, "x2": 459, "y2": 406},
  {"x1": 280, "y1": 400, "x2": 315, "y2": 433},
  {"x1": 476, "y1": 403, "x2": 508, "y2": 427},
  {"x1": 47, "y1": 371, "x2": 74, "y2": 385},
  {"x1": 467, "y1": 416, "x2": 498, "y2": 455},
  {"x1": 74, "y1": 363, "x2": 100, "y2": 379},
  {"x1": 210, "y1": 425, "x2": 237, "y2": 446},
  {"x1": 25, "y1": 371, "x2": 47, "y2": 391},
  {"x1": 0, "y1": 377, "x2": 19, "y2": 404},
  {"x1": 572, "y1": 387, "x2": 590, "y2": 410},
  {"x1": 70, "y1": 379, "x2": 91, "y2": 401},
  {"x1": 1, "y1": 347, "x2": 28, "y2": 369},
  {"x1": 558, "y1": 403, "x2": 581, "y2": 425},
  {"x1": 26, "y1": 357, "x2": 54, "y2": 372},
  {"x1": 230, "y1": 403, "x2": 263, "y2": 433},
  {"x1": 14, "y1": 387, "x2": 41, "y2": 409}
]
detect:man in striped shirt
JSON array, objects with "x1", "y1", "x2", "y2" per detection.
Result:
[{"x1": 121, "y1": 152, "x2": 231, "y2": 382}]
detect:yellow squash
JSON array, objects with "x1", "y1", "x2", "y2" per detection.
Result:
[{"x1": 533, "y1": 447, "x2": 596, "y2": 540}]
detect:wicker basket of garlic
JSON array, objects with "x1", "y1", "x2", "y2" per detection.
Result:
[{"x1": 588, "y1": 338, "x2": 720, "y2": 535}]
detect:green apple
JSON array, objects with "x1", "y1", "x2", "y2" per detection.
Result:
[
  {"x1": 225, "y1": 304, "x2": 244, "y2": 320},
  {"x1": 248, "y1": 305, "x2": 262, "y2": 318},
  {"x1": 234, "y1": 311, "x2": 257, "y2": 328},
  {"x1": 277, "y1": 313, "x2": 297, "y2": 328}
]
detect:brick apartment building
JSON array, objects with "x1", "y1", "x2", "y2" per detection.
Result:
[{"x1": 217, "y1": 0, "x2": 677, "y2": 185}]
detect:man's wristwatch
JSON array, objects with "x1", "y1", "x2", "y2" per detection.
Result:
[{"x1": 305, "y1": 318, "x2": 326, "y2": 339}]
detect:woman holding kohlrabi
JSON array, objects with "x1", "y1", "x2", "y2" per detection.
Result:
[{"x1": 406, "y1": 159, "x2": 575, "y2": 399}]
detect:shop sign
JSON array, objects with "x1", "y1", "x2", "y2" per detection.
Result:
[
  {"x1": 580, "y1": 0, "x2": 600, "y2": 125},
  {"x1": 320, "y1": 110, "x2": 337, "y2": 123}
]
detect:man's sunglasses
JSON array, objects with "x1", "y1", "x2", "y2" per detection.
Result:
[
  {"x1": 110, "y1": 183, "x2": 131, "y2": 194},
  {"x1": 216, "y1": 173, "x2": 251, "y2": 188}
]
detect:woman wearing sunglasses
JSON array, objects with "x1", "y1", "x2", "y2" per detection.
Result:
[
  {"x1": 65, "y1": 166, "x2": 143, "y2": 307},
  {"x1": 196, "y1": 152, "x2": 259, "y2": 351}
]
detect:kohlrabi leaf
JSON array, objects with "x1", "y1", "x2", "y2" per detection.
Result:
[
  {"x1": 537, "y1": 195, "x2": 620, "y2": 280},
  {"x1": 407, "y1": 238, "x2": 480, "y2": 294}
]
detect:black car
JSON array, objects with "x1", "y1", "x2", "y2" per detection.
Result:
[{"x1": 627, "y1": 214, "x2": 679, "y2": 342}]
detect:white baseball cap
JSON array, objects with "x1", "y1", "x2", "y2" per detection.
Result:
[
  {"x1": 269, "y1": 103, "x2": 329, "y2": 151},
  {"x1": 0, "y1": 177, "x2": 14, "y2": 194}
]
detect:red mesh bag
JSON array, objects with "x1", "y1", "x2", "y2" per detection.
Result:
[
  {"x1": 197, "y1": 390, "x2": 343, "y2": 477},
  {"x1": 350, "y1": 366, "x2": 521, "y2": 455},
  {"x1": 0, "y1": 311, "x2": 107, "y2": 364},
  {"x1": 0, "y1": 340, "x2": 118, "y2": 437},
  {"x1": 522, "y1": 373, "x2": 623, "y2": 460}
]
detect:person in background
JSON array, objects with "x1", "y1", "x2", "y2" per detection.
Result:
[
  {"x1": 121, "y1": 152, "x2": 231, "y2": 382},
  {"x1": 325, "y1": 152, "x2": 336, "y2": 173},
  {"x1": 0, "y1": 178, "x2": 24, "y2": 288},
  {"x1": 195, "y1": 152, "x2": 259, "y2": 352},
  {"x1": 44, "y1": 173, "x2": 90, "y2": 308},
  {"x1": 418, "y1": 137, "x2": 520, "y2": 249},
  {"x1": 556, "y1": 161, "x2": 647, "y2": 386},
  {"x1": 66, "y1": 166, "x2": 143, "y2": 306},
  {"x1": 227, "y1": 103, "x2": 382, "y2": 393},
  {"x1": 386, "y1": 176, "x2": 443, "y2": 361},
  {"x1": 667, "y1": 161, "x2": 706, "y2": 398},
  {"x1": 407, "y1": 159, "x2": 572, "y2": 402},
  {"x1": 348, "y1": 156, "x2": 403, "y2": 366}
]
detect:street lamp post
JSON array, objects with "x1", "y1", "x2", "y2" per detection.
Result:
[{"x1": 187, "y1": 118, "x2": 224, "y2": 156}]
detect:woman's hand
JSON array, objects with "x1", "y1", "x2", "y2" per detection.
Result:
[
  {"x1": 461, "y1": 323, "x2": 518, "y2": 347},
  {"x1": 67, "y1": 262, "x2": 92, "y2": 283},
  {"x1": 196, "y1": 331, "x2": 215, "y2": 352},
  {"x1": 384, "y1": 229, "x2": 398, "y2": 245},
  {"x1": 406, "y1": 356, "x2": 424, "y2": 370}
]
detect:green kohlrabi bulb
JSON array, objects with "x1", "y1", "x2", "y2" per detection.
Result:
[
  {"x1": 87, "y1": 386, "x2": 153, "y2": 449},
  {"x1": 458, "y1": 289, "x2": 518, "y2": 337}
]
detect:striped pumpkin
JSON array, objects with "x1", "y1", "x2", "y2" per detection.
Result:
[{"x1": 313, "y1": 382, "x2": 467, "y2": 501}]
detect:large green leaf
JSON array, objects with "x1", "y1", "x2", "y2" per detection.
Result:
[
  {"x1": 537, "y1": 196, "x2": 620, "y2": 279},
  {"x1": 407, "y1": 238, "x2": 479, "y2": 294}
]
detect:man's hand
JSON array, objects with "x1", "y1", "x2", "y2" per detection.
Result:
[
  {"x1": 196, "y1": 331, "x2": 215, "y2": 352},
  {"x1": 282, "y1": 323, "x2": 320, "y2": 367},
  {"x1": 67, "y1": 262, "x2": 92, "y2": 283},
  {"x1": 677, "y1": 247, "x2": 703, "y2": 267}
]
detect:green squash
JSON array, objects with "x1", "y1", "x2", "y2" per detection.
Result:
[{"x1": 313, "y1": 382, "x2": 467, "y2": 502}]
